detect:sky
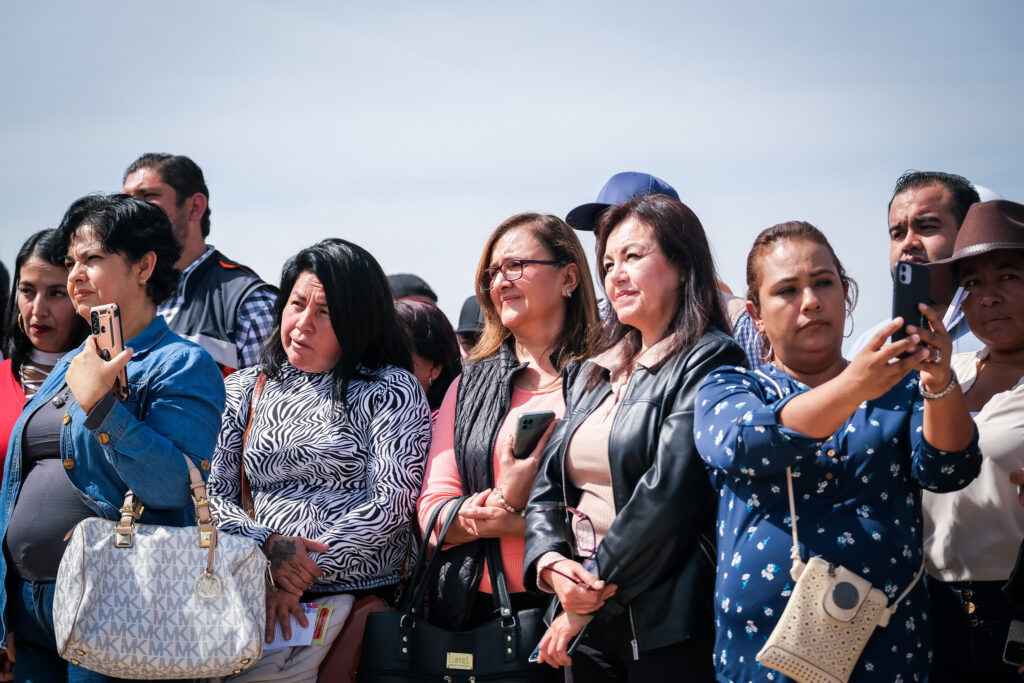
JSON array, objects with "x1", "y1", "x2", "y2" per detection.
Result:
[{"x1": 2, "y1": 1, "x2": 1022, "y2": 349}]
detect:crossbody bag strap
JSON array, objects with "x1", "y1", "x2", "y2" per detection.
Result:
[
  {"x1": 400, "y1": 495, "x2": 471, "y2": 615},
  {"x1": 240, "y1": 372, "x2": 267, "y2": 519}
]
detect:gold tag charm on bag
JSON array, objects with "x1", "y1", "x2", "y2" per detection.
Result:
[{"x1": 446, "y1": 652, "x2": 473, "y2": 670}]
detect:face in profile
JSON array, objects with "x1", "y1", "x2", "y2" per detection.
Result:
[
  {"x1": 280, "y1": 271, "x2": 342, "y2": 373},
  {"x1": 17, "y1": 255, "x2": 79, "y2": 353},
  {"x1": 958, "y1": 250, "x2": 1024, "y2": 355},
  {"x1": 65, "y1": 228, "x2": 148, "y2": 321},
  {"x1": 602, "y1": 217, "x2": 682, "y2": 346},
  {"x1": 751, "y1": 238, "x2": 847, "y2": 361}
]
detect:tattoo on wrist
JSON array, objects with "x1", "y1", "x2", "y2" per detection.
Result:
[{"x1": 267, "y1": 539, "x2": 297, "y2": 571}]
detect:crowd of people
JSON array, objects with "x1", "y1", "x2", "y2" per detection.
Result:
[{"x1": 0, "y1": 154, "x2": 1022, "y2": 683}]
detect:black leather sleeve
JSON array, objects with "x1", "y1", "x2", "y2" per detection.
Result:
[{"x1": 592, "y1": 335, "x2": 747, "y2": 618}]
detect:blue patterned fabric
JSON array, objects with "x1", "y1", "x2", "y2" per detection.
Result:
[{"x1": 694, "y1": 364, "x2": 981, "y2": 682}]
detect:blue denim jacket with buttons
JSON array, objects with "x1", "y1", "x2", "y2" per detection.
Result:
[{"x1": 0, "y1": 315, "x2": 225, "y2": 644}]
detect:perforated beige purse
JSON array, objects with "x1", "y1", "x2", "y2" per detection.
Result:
[{"x1": 755, "y1": 467, "x2": 924, "y2": 683}]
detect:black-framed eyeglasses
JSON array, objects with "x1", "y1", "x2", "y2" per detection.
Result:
[
  {"x1": 536, "y1": 504, "x2": 600, "y2": 590},
  {"x1": 479, "y1": 259, "x2": 565, "y2": 291}
]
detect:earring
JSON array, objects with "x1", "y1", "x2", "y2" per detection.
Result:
[
  {"x1": 844, "y1": 312, "x2": 855, "y2": 339},
  {"x1": 564, "y1": 288, "x2": 574, "y2": 298},
  {"x1": 757, "y1": 330, "x2": 774, "y2": 363},
  {"x1": 139, "y1": 278, "x2": 148, "y2": 286},
  {"x1": 17, "y1": 313, "x2": 26, "y2": 335}
]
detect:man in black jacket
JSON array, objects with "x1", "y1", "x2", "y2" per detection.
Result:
[{"x1": 122, "y1": 153, "x2": 277, "y2": 373}]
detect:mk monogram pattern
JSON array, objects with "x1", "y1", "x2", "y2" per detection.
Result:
[{"x1": 55, "y1": 517, "x2": 267, "y2": 679}]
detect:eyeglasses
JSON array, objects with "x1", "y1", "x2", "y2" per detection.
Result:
[
  {"x1": 479, "y1": 259, "x2": 565, "y2": 291},
  {"x1": 536, "y1": 504, "x2": 600, "y2": 590}
]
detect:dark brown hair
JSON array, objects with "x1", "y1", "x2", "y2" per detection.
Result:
[
  {"x1": 593, "y1": 194, "x2": 730, "y2": 366},
  {"x1": 471, "y1": 213, "x2": 599, "y2": 370}
]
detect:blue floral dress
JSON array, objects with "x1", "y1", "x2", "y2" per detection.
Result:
[{"x1": 694, "y1": 365, "x2": 981, "y2": 683}]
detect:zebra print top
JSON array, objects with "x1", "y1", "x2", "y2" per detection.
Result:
[{"x1": 208, "y1": 362, "x2": 432, "y2": 592}]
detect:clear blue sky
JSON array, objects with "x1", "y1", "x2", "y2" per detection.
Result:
[{"x1": 3, "y1": 1, "x2": 1022, "y2": 347}]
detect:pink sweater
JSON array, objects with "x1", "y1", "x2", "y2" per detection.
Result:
[{"x1": 417, "y1": 376, "x2": 565, "y2": 593}]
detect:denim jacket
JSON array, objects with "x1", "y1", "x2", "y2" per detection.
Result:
[{"x1": 0, "y1": 315, "x2": 225, "y2": 644}]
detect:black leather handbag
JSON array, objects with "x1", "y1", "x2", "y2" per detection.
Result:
[{"x1": 359, "y1": 496, "x2": 553, "y2": 682}]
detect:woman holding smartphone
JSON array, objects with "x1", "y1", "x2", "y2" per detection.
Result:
[
  {"x1": 694, "y1": 221, "x2": 980, "y2": 682},
  {"x1": 524, "y1": 194, "x2": 746, "y2": 681},
  {"x1": 417, "y1": 213, "x2": 598, "y2": 637},
  {"x1": 0, "y1": 194, "x2": 224, "y2": 682}
]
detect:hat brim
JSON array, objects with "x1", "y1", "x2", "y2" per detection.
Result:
[
  {"x1": 566, "y1": 202, "x2": 611, "y2": 232},
  {"x1": 928, "y1": 241, "x2": 1024, "y2": 305}
]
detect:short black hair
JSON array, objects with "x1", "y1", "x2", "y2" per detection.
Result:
[
  {"x1": 124, "y1": 153, "x2": 212, "y2": 237},
  {"x1": 889, "y1": 171, "x2": 980, "y2": 228},
  {"x1": 394, "y1": 299, "x2": 461, "y2": 410},
  {"x1": 3, "y1": 229, "x2": 90, "y2": 376},
  {"x1": 260, "y1": 238, "x2": 413, "y2": 410},
  {"x1": 54, "y1": 194, "x2": 182, "y2": 305}
]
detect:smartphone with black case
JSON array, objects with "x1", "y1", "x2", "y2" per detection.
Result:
[
  {"x1": 1005, "y1": 619, "x2": 1024, "y2": 666},
  {"x1": 512, "y1": 410, "x2": 556, "y2": 459},
  {"x1": 90, "y1": 303, "x2": 129, "y2": 400},
  {"x1": 891, "y1": 261, "x2": 931, "y2": 349}
]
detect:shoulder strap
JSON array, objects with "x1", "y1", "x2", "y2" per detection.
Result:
[
  {"x1": 400, "y1": 495, "x2": 470, "y2": 615},
  {"x1": 240, "y1": 372, "x2": 267, "y2": 519}
]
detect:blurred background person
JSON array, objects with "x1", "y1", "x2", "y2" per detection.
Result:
[
  {"x1": 417, "y1": 213, "x2": 598, "y2": 639},
  {"x1": 0, "y1": 194, "x2": 225, "y2": 682},
  {"x1": 388, "y1": 272, "x2": 438, "y2": 306},
  {"x1": 1, "y1": 230, "x2": 89, "y2": 466},
  {"x1": 395, "y1": 299, "x2": 461, "y2": 419},
  {"x1": 923, "y1": 200, "x2": 1024, "y2": 681},
  {"x1": 209, "y1": 238, "x2": 431, "y2": 647},
  {"x1": 695, "y1": 221, "x2": 979, "y2": 682},
  {"x1": 454, "y1": 294, "x2": 485, "y2": 360},
  {"x1": 525, "y1": 194, "x2": 745, "y2": 680}
]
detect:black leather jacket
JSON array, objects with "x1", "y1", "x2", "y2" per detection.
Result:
[{"x1": 524, "y1": 329, "x2": 747, "y2": 650}]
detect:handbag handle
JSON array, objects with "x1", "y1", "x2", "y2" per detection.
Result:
[
  {"x1": 240, "y1": 372, "x2": 268, "y2": 519},
  {"x1": 112, "y1": 454, "x2": 220, "y2": 581}
]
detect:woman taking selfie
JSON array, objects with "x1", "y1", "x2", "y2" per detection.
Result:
[
  {"x1": 0, "y1": 194, "x2": 225, "y2": 682},
  {"x1": 208, "y1": 238, "x2": 431, "y2": 645},
  {"x1": 1, "y1": 230, "x2": 89, "y2": 465},
  {"x1": 695, "y1": 221, "x2": 981, "y2": 682},
  {"x1": 524, "y1": 194, "x2": 746, "y2": 681},
  {"x1": 922, "y1": 200, "x2": 1024, "y2": 681},
  {"x1": 417, "y1": 213, "x2": 598, "y2": 635}
]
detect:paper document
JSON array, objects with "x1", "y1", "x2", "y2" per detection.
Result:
[{"x1": 264, "y1": 602, "x2": 334, "y2": 650}]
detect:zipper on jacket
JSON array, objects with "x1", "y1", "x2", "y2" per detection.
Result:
[{"x1": 628, "y1": 605, "x2": 639, "y2": 660}]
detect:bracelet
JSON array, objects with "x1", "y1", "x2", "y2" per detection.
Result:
[
  {"x1": 919, "y1": 369, "x2": 958, "y2": 400},
  {"x1": 494, "y1": 486, "x2": 526, "y2": 517}
]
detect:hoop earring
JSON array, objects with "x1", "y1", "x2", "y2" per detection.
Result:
[
  {"x1": 844, "y1": 311, "x2": 855, "y2": 339},
  {"x1": 17, "y1": 313, "x2": 26, "y2": 335}
]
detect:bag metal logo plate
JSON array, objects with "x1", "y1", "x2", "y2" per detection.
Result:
[{"x1": 446, "y1": 652, "x2": 473, "y2": 670}]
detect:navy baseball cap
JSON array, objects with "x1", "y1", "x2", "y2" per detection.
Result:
[{"x1": 566, "y1": 172, "x2": 680, "y2": 232}]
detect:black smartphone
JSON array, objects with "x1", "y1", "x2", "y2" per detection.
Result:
[
  {"x1": 512, "y1": 411, "x2": 556, "y2": 459},
  {"x1": 90, "y1": 303, "x2": 129, "y2": 400},
  {"x1": 891, "y1": 261, "x2": 931, "y2": 347}
]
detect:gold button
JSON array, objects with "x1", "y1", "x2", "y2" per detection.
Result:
[
  {"x1": 62, "y1": 414, "x2": 71, "y2": 425},
  {"x1": 97, "y1": 432, "x2": 110, "y2": 444},
  {"x1": 827, "y1": 449, "x2": 836, "y2": 457},
  {"x1": 75, "y1": 649, "x2": 85, "y2": 656},
  {"x1": 200, "y1": 459, "x2": 211, "y2": 471},
  {"x1": 969, "y1": 615, "x2": 980, "y2": 628},
  {"x1": 71, "y1": 659, "x2": 80, "y2": 666},
  {"x1": 63, "y1": 458, "x2": 75, "y2": 470},
  {"x1": 966, "y1": 601, "x2": 976, "y2": 614}
]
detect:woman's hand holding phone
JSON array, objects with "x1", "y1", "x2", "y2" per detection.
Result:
[
  {"x1": 493, "y1": 417, "x2": 559, "y2": 510},
  {"x1": 67, "y1": 336, "x2": 133, "y2": 413}
]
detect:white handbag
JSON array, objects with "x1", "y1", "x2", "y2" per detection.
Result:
[
  {"x1": 54, "y1": 454, "x2": 267, "y2": 679},
  {"x1": 755, "y1": 467, "x2": 924, "y2": 683}
]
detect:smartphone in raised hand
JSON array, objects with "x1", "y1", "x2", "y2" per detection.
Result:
[
  {"x1": 90, "y1": 303, "x2": 129, "y2": 400},
  {"x1": 891, "y1": 261, "x2": 931, "y2": 354}
]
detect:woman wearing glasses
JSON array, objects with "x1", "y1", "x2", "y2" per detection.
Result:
[
  {"x1": 417, "y1": 213, "x2": 599, "y2": 638},
  {"x1": 524, "y1": 194, "x2": 747, "y2": 681}
]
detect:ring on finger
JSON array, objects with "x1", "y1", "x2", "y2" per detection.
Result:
[{"x1": 930, "y1": 349, "x2": 943, "y2": 364}]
